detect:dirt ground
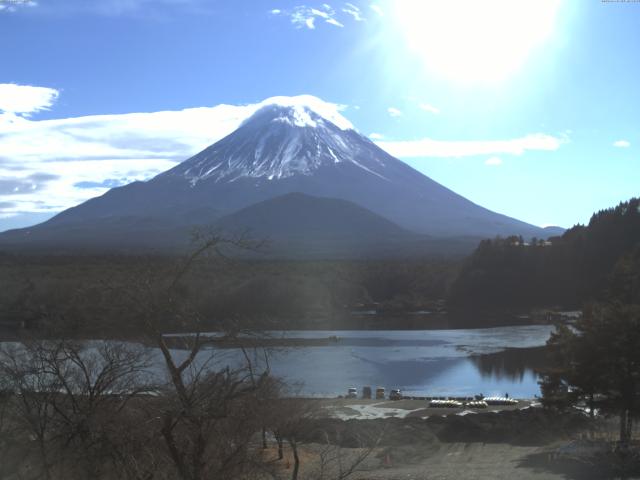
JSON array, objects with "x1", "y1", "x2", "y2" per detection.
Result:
[
  {"x1": 266, "y1": 402, "x2": 640, "y2": 480},
  {"x1": 268, "y1": 442, "x2": 580, "y2": 480},
  {"x1": 354, "y1": 443, "x2": 576, "y2": 480}
]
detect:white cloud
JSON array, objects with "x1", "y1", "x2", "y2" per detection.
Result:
[
  {"x1": 255, "y1": 94, "x2": 353, "y2": 130},
  {"x1": 484, "y1": 156, "x2": 503, "y2": 166},
  {"x1": 288, "y1": 4, "x2": 344, "y2": 29},
  {"x1": 613, "y1": 139, "x2": 630, "y2": 148},
  {"x1": 369, "y1": 132, "x2": 384, "y2": 140},
  {"x1": 0, "y1": 83, "x2": 59, "y2": 115},
  {"x1": 376, "y1": 133, "x2": 567, "y2": 158},
  {"x1": 276, "y1": 3, "x2": 366, "y2": 29},
  {"x1": 387, "y1": 107, "x2": 402, "y2": 117},
  {"x1": 0, "y1": 159, "x2": 177, "y2": 219},
  {"x1": 326, "y1": 17, "x2": 344, "y2": 27},
  {"x1": 310, "y1": 7, "x2": 331, "y2": 18},
  {"x1": 0, "y1": 92, "x2": 352, "y2": 218},
  {"x1": 0, "y1": 0, "x2": 36, "y2": 12},
  {"x1": 419, "y1": 103, "x2": 440, "y2": 114},
  {"x1": 370, "y1": 3, "x2": 383, "y2": 16},
  {"x1": 343, "y1": 2, "x2": 363, "y2": 21}
]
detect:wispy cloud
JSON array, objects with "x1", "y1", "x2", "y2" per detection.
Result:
[
  {"x1": 271, "y1": 4, "x2": 343, "y2": 29},
  {"x1": 387, "y1": 107, "x2": 402, "y2": 117},
  {"x1": 0, "y1": 83, "x2": 59, "y2": 115},
  {"x1": 272, "y1": 3, "x2": 367, "y2": 29},
  {"x1": 484, "y1": 156, "x2": 503, "y2": 166},
  {"x1": 342, "y1": 2, "x2": 363, "y2": 21},
  {"x1": 0, "y1": 0, "x2": 36, "y2": 13},
  {"x1": 376, "y1": 133, "x2": 568, "y2": 158},
  {"x1": 326, "y1": 17, "x2": 344, "y2": 27},
  {"x1": 613, "y1": 139, "x2": 630, "y2": 148},
  {"x1": 419, "y1": 103, "x2": 440, "y2": 114},
  {"x1": 369, "y1": 132, "x2": 384, "y2": 140}
]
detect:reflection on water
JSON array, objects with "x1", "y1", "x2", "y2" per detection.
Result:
[
  {"x1": 348, "y1": 354, "x2": 466, "y2": 390},
  {"x1": 470, "y1": 347, "x2": 550, "y2": 382},
  {"x1": 225, "y1": 326, "x2": 554, "y2": 398}
]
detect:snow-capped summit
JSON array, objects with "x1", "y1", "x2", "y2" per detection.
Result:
[
  {"x1": 247, "y1": 95, "x2": 353, "y2": 131},
  {"x1": 162, "y1": 101, "x2": 385, "y2": 183}
]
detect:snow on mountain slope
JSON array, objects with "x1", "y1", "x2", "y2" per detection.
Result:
[{"x1": 163, "y1": 102, "x2": 385, "y2": 184}]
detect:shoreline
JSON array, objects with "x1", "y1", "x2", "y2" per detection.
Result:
[
  {"x1": 309, "y1": 397, "x2": 536, "y2": 420},
  {"x1": 0, "y1": 310, "x2": 566, "y2": 342}
]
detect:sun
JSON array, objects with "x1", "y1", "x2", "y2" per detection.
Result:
[{"x1": 393, "y1": 0, "x2": 562, "y2": 84}]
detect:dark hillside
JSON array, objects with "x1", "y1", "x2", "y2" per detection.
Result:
[{"x1": 448, "y1": 198, "x2": 640, "y2": 312}]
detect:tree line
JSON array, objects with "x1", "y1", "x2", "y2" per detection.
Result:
[
  {"x1": 448, "y1": 197, "x2": 640, "y2": 313},
  {"x1": 0, "y1": 253, "x2": 459, "y2": 335}
]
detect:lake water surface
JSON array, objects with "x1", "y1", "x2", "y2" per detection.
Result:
[
  {"x1": 1, "y1": 325, "x2": 554, "y2": 399},
  {"x1": 207, "y1": 325, "x2": 554, "y2": 398}
]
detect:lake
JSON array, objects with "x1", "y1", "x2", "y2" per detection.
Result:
[
  {"x1": 1, "y1": 325, "x2": 555, "y2": 399},
  {"x1": 198, "y1": 325, "x2": 555, "y2": 398}
]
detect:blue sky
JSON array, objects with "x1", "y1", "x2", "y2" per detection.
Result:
[{"x1": 0, "y1": 0, "x2": 638, "y2": 232}]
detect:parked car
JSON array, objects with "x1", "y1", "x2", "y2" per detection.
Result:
[
  {"x1": 347, "y1": 387, "x2": 358, "y2": 398},
  {"x1": 362, "y1": 386, "x2": 372, "y2": 399},
  {"x1": 389, "y1": 389, "x2": 402, "y2": 400},
  {"x1": 375, "y1": 387, "x2": 385, "y2": 399}
]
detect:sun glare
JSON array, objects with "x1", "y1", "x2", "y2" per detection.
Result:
[{"x1": 394, "y1": 0, "x2": 562, "y2": 84}]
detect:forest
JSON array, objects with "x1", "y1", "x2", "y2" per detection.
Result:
[
  {"x1": 448, "y1": 197, "x2": 640, "y2": 312},
  {"x1": 0, "y1": 252, "x2": 460, "y2": 337},
  {"x1": 2, "y1": 197, "x2": 639, "y2": 337}
]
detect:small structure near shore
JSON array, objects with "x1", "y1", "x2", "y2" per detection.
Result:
[{"x1": 466, "y1": 400, "x2": 488, "y2": 408}]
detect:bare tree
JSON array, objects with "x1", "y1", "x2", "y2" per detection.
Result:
[
  {"x1": 308, "y1": 428, "x2": 382, "y2": 480},
  {"x1": 102, "y1": 232, "x2": 282, "y2": 480},
  {"x1": 269, "y1": 398, "x2": 383, "y2": 480},
  {"x1": 1, "y1": 341, "x2": 63, "y2": 480},
  {"x1": 0, "y1": 339, "x2": 155, "y2": 479}
]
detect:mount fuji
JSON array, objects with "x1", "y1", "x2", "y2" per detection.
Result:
[{"x1": 0, "y1": 96, "x2": 559, "y2": 256}]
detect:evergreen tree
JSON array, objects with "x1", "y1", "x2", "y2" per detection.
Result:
[{"x1": 540, "y1": 251, "x2": 640, "y2": 446}]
